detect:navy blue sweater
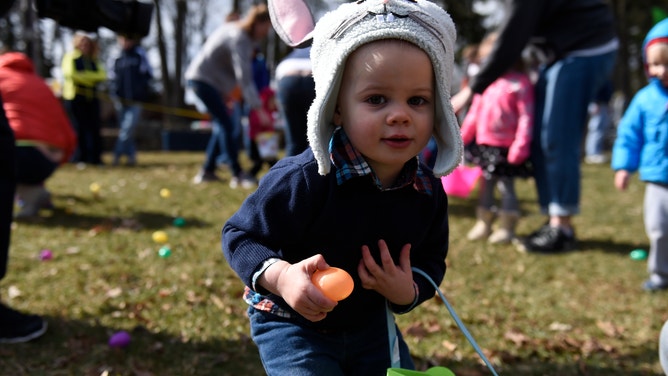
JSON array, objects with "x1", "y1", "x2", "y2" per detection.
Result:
[
  {"x1": 222, "y1": 149, "x2": 450, "y2": 330},
  {"x1": 113, "y1": 46, "x2": 152, "y2": 102}
]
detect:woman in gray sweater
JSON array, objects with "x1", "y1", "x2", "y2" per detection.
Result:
[{"x1": 186, "y1": 4, "x2": 272, "y2": 187}]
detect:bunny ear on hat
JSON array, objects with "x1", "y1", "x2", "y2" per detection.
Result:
[{"x1": 268, "y1": 0, "x2": 345, "y2": 47}]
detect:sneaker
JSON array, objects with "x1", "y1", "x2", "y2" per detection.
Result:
[
  {"x1": 643, "y1": 279, "x2": 668, "y2": 292},
  {"x1": 0, "y1": 303, "x2": 47, "y2": 343},
  {"x1": 193, "y1": 170, "x2": 220, "y2": 184},
  {"x1": 519, "y1": 225, "x2": 576, "y2": 253},
  {"x1": 229, "y1": 173, "x2": 257, "y2": 190}
]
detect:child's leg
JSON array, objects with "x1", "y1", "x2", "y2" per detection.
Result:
[
  {"x1": 478, "y1": 175, "x2": 497, "y2": 209},
  {"x1": 248, "y1": 307, "x2": 410, "y2": 375},
  {"x1": 497, "y1": 176, "x2": 520, "y2": 212},
  {"x1": 248, "y1": 140, "x2": 263, "y2": 177},
  {"x1": 248, "y1": 307, "x2": 344, "y2": 375},
  {"x1": 467, "y1": 175, "x2": 497, "y2": 240},
  {"x1": 488, "y1": 177, "x2": 520, "y2": 244},
  {"x1": 644, "y1": 183, "x2": 668, "y2": 288}
]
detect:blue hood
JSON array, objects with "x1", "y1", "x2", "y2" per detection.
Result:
[{"x1": 643, "y1": 18, "x2": 668, "y2": 63}]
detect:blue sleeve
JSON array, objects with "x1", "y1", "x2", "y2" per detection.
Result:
[{"x1": 611, "y1": 93, "x2": 645, "y2": 173}]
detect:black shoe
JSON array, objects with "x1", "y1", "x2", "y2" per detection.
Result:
[
  {"x1": 0, "y1": 303, "x2": 47, "y2": 343},
  {"x1": 520, "y1": 225, "x2": 576, "y2": 253}
]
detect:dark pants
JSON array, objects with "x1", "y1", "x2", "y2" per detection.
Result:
[
  {"x1": 277, "y1": 75, "x2": 315, "y2": 157},
  {"x1": 0, "y1": 95, "x2": 16, "y2": 280},
  {"x1": 16, "y1": 147, "x2": 58, "y2": 185},
  {"x1": 65, "y1": 95, "x2": 103, "y2": 164}
]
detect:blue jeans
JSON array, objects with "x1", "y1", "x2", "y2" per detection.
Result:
[
  {"x1": 531, "y1": 50, "x2": 617, "y2": 216},
  {"x1": 113, "y1": 103, "x2": 142, "y2": 163},
  {"x1": 248, "y1": 307, "x2": 414, "y2": 376},
  {"x1": 187, "y1": 79, "x2": 242, "y2": 176}
]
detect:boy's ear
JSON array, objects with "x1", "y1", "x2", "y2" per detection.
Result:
[
  {"x1": 333, "y1": 106, "x2": 342, "y2": 126},
  {"x1": 267, "y1": 0, "x2": 335, "y2": 47}
]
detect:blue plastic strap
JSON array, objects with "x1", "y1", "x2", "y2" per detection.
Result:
[
  {"x1": 412, "y1": 267, "x2": 500, "y2": 376},
  {"x1": 387, "y1": 305, "x2": 401, "y2": 367}
]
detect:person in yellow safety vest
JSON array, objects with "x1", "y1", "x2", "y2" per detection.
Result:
[{"x1": 61, "y1": 32, "x2": 107, "y2": 165}]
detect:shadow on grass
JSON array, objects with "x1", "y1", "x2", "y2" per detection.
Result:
[
  {"x1": 0, "y1": 315, "x2": 660, "y2": 376},
  {"x1": 0, "y1": 315, "x2": 262, "y2": 376},
  {"x1": 412, "y1": 347, "x2": 662, "y2": 376},
  {"x1": 17, "y1": 204, "x2": 210, "y2": 232}
]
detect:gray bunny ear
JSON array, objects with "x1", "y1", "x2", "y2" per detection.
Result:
[{"x1": 268, "y1": 0, "x2": 341, "y2": 47}]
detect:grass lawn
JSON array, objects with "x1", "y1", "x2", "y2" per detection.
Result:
[{"x1": 0, "y1": 151, "x2": 665, "y2": 375}]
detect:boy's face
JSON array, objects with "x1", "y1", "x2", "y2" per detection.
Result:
[
  {"x1": 647, "y1": 42, "x2": 668, "y2": 87},
  {"x1": 334, "y1": 40, "x2": 434, "y2": 178}
]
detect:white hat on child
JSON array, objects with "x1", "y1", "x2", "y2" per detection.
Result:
[{"x1": 307, "y1": 0, "x2": 462, "y2": 177}]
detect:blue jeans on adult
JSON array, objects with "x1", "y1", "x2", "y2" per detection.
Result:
[
  {"x1": 187, "y1": 79, "x2": 242, "y2": 176},
  {"x1": 531, "y1": 50, "x2": 617, "y2": 216},
  {"x1": 113, "y1": 103, "x2": 142, "y2": 164},
  {"x1": 248, "y1": 307, "x2": 414, "y2": 375},
  {"x1": 277, "y1": 74, "x2": 315, "y2": 157}
]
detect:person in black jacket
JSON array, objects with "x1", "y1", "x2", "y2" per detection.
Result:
[
  {"x1": 0, "y1": 94, "x2": 47, "y2": 343},
  {"x1": 111, "y1": 35, "x2": 152, "y2": 166},
  {"x1": 452, "y1": 0, "x2": 619, "y2": 253}
]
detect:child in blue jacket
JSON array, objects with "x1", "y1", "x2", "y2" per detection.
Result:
[{"x1": 611, "y1": 18, "x2": 668, "y2": 292}]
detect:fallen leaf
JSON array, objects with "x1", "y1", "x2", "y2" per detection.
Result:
[{"x1": 504, "y1": 329, "x2": 530, "y2": 347}]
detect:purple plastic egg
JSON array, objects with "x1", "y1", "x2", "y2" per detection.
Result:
[
  {"x1": 108, "y1": 331, "x2": 131, "y2": 348},
  {"x1": 39, "y1": 249, "x2": 53, "y2": 261}
]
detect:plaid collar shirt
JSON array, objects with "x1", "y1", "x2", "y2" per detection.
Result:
[{"x1": 329, "y1": 127, "x2": 433, "y2": 195}]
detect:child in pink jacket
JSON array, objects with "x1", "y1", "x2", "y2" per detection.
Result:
[{"x1": 460, "y1": 31, "x2": 534, "y2": 244}]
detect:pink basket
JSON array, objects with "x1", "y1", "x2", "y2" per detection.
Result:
[{"x1": 441, "y1": 165, "x2": 482, "y2": 198}]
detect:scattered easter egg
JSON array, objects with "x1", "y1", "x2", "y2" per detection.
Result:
[
  {"x1": 108, "y1": 331, "x2": 131, "y2": 348},
  {"x1": 152, "y1": 230, "x2": 168, "y2": 244},
  {"x1": 39, "y1": 249, "x2": 53, "y2": 261},
  {"x1": 630, "y1": 248, "x2": 648, "y2": 260},
  {"x1": 158, "y1": 246, "x2": 172, "y2": 258},
  {"x1": 172, "y1": 217, "x2": 186, "y2": 227},
  {"x1": 311, "y1": 267, "x2": 354, "y2": 301},
  {"x1": 89, "y1": 182, "x2": 101, "y2": 194},
  {"x1": 160, "y1": 188, "x2": 171, "y2": 198}
]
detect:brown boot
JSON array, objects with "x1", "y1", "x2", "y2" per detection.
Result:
[
  {"x1": 467, "y1": 207, "x2": 495, "y2": 240},
  {"x1": 488, "y1": 211, "x2": 520, "y2": 244}
]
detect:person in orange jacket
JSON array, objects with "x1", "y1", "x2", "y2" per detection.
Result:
[{"x1": 0, "y1": 51, "x2": 77, "y2": 219}]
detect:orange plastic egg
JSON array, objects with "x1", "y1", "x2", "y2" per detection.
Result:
[{"x1": 311, "y1": 267, "x2": 354, "y2": 301}]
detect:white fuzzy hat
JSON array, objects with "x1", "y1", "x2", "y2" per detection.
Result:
[{"x1": 307, "y1": 0, "x2": 462, "y2": 177}]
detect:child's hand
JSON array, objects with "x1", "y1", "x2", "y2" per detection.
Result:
[
  {"x1": 260, "y1": 255, "x2": 338, "y2": 322},
  {"x1": 614, "y1": 170, "x2": 630, "y2": 191},
  {"x1": 357, "y1": 240, "x2": 415, "y2": 306}
]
